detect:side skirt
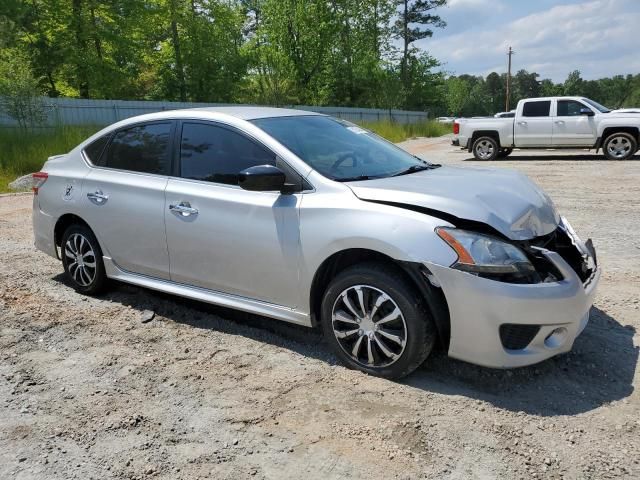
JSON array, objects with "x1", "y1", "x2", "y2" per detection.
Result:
[{"x1": 102, "y1": 256, "x2": 312, "y2": 327}]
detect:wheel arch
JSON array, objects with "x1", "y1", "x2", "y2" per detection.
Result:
[
  {"x1": 469, "y1": 130, "x2": 501, "y2": 151},
  {"x1": 54, "y1": 213, "x2": 92, "y2": 250},
  {"x1": 309, "y1": 248, "x2": 451, "y2": 349},
  {"x1": 601, "y1": 126, "x2": 640, "y2": 144}
]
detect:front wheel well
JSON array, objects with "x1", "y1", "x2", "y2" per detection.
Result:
[
  {"x1": 54, "y1": 214, "x2": 91, "y2": 249},
  {"x1": 601, "y1": 126, "x2": 640, "y2": 144},
  {"x1": 309, "y1": 249, "x2": 450, "y2": 349},
  {"x1": 469, "y1": 131, "x2": 501, "y2": 151}
]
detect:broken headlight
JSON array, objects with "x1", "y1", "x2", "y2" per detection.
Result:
[{"x1": 436, "y1": 227, "x2": 535, "y2": 275}]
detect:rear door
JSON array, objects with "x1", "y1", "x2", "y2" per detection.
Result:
[
  {"x1": 514, "y1": 100, "x2": 553, "y2": 147},
  {"x1": 82, "y1": 121, "x2": 174, "y2": 279},
  {"x1": 164, "y1": 121, "x2": 302, "y2": 307},
  {"x1": 552, "y1": 99, "x2": 597, "y2": 146}
]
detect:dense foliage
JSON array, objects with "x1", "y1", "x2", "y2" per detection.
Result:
[
  {"x1": 0, "y1": 0, "x2": 446, "y2": 110},
  {"x1": 1, "y1": 1, "x2": 639, "y2": 118},
  {"x1": 443, "y1": 70, "x2": 640, "y2": 117}
]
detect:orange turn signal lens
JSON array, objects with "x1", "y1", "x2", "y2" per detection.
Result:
[{"x1": 436, "y1": 228, "x2": 475, "y2": 265}]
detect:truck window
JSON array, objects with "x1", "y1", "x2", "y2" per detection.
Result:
[
  {"x1": 522, "y1": 101, "x2": 551, "y2": 117},
  {"x1": 557, "y1": 100, "x2": 589, "y2": 116}
]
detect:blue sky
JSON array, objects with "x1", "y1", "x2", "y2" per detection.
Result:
[{"x1": 417, "y1": 0, "x2": 640, "y2": 82}]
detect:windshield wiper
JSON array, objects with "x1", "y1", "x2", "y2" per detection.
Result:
[
  {"x1": 392, "y1": 163, "x2": 441, "y2": 177},
  {"x1": 335, "y1": 175, "x2": 374, "y2": 182}
]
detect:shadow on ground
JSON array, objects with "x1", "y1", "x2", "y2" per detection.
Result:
[{"x1": 54, "y1": 274, "x2": 637, "y2": 417}]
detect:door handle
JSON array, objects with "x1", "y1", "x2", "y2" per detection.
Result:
[
  {"x1": 554, "y1": 120, "x2": 565, "y2": 124},
  {"x1": 87, "y1": 190, "x2": 109, "y2": 204},
  {"x1": 169, "y1": 201, "x2": 199, "y2": 217},
  {"x1": 517, "y1": 121, "x2": 527, "y2": 125}
]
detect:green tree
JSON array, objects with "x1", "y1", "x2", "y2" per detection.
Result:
[
  {"x1": 393, "y1": 0, "x2": 446, "y2": 106},
  {"x1": 445, "y1": 76, "x2": 470, "y2": 116},
  {"x1": 0, "y1": 47, "x2": 46, "y2": 128},
  {"x1": 563, "y1": 70, "x2": 583, "y2": 96}
]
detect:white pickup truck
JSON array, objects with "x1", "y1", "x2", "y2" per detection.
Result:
[{"x1": 453, "y1": 96, "x2": 640, "y2": 161}]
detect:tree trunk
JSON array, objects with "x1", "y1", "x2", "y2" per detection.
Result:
[
  {"x1": 401, "y1": 0, "x2": 409, "y2": 92},
  {"x1": 90, "y1": 3, "x2": 103, "y2": 60},
  {"x1": 169, "y1": 0, "x2": 187, "y2": 102},
  {"x1": 71, "y1": 0, "x2": 90, "y2": 98}
]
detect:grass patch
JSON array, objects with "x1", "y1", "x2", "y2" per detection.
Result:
[
  {"x1": 358, "y1": 119, "x2": 451, "y2": 143},
  {"x1": 0, "y1": 126, "x2": 100, "y2": 193}
]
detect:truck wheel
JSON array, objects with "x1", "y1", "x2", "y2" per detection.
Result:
[
  {"x1": 496, "y1": 148, "x2": 513, "y2": 159},
  {"x1": 472, "y1": 136, "x2": 499, "y2": 161},
  {"x1": 603, "y1": 132, "x2": 637, "y2": 160}
]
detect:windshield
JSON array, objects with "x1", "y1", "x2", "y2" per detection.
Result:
[
  {"x1": 251, "y1": 115, "x2": 436, "y2": 181},
  {"x1": 582, "y1": 98, "x2": 611, "y2": 113}
]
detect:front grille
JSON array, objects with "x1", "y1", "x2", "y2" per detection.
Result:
[{"x1": 499, "y1": 324, "x2": 541, "y2": 350}]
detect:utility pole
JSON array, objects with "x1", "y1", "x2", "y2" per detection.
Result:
[{"x1": 506, "y1": 46, "x2": 514, "y2": 111}]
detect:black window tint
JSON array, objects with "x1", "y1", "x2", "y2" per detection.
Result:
[
  {"x1": 557, "y1": 100, "x2": 588, "y2": 116},
  {"x1": 522, "y1": 101, "x2": 551, "y2": 117},
  {"x1": 180, "y1": 123, "x2": 275, "y2": 185},
  {"x1": 84, "y1": 135, "x2": 109, "y2": 165},
  {"x1": 103, "y1": 123, "x2": 171, "y2": 174}
]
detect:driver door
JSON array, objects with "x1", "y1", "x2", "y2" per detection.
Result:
[
  {"x1": 164, "y1": 121, "x2": 302, "y2": 308},
  {"x1": 552, "y1": 100, "x2": 597, "y2": 146}
]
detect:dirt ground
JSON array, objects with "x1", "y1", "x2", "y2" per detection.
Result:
[{"x1": 1, "y1": 137, "x2": 638, "y2": 480}]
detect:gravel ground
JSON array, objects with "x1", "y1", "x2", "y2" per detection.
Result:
[{"x1": 1, "y1": 138, "x2": 639, "y2": 480}]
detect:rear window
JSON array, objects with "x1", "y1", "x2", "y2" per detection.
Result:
[
  {"x1": 101, "y1": 122, "x2": 172, "y2": 175},
  {"x1": 83, "y1": 135, "x2": 110, "y2": 165},
  {"x1": 522, "y1": 101, "x2": 551, "y2": 117}
]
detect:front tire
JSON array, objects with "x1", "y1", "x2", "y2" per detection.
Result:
[
  {"x1": 61, "y1": 224, "x2": 108, "y2": 295},
  {"x1": 603, "y1": 132, "x2": 637, "y2": 160},
  {"x1": 320, "y1": 262, "x2": 436, "y2": 380},
  {"x1": 472, "y1": 136, "x2": 499, "y2": 161}
]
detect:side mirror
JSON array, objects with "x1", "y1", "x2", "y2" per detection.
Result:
[
  {"x1": 580, "y1": 108, "x2": 595, "y2": 116},
  {"x1": 238, "y1": 165, "x2": 287, "y2": 192}
]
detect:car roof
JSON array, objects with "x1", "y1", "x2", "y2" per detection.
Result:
[{"x1": 180, "y1": 106, "x2": 324, "y2": 120}]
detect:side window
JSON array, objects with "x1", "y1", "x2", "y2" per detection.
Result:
[
  {"x1": 180, "y1": 122, "x2": 276, "y2": 185},
  {"x1": 557, "y1": 100, "x2": 589, "y2": 116},
  {"x1": 522, "y1": 101, "x2": 551, "y2": 117},
  {"x1": 102, "y1": 122, "x2": 172, "y2": 175},
  {"x1": 83, "y1": 134, "x2": 110, "y2": 165}
]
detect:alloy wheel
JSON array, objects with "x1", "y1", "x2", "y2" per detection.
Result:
[
  {"x1": 331, "y1": 285, "x2": 407, "y2": 368},
  {"x1": 475, "y1": 140, "x2": 495, "y2": 160},
  {"x1": 606, "y1": 136, "x2": 632, "y2": 159},
  {"x1": 65, "y1": 233, "x2": 97, "y2": 287}
]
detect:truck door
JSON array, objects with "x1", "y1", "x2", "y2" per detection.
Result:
[
  {"x1": 552, "y1": 99, "x2": 597, "y2": 146},
  {"x1": 514, "y1": 100, "x2": 553, "y2": 147}
]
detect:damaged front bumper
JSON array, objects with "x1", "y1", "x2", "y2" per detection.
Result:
[{"x1": 426, "y1": 246, "x2": 600, "y2": 369}]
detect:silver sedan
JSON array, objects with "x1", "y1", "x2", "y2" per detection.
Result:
[{"x1": 32, "y1": 107, "x2": 599, "y2": 379}]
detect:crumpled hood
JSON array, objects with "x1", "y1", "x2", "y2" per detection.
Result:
[{"x1": 348, "y1": 166, "x2": 560, "y2": 240}]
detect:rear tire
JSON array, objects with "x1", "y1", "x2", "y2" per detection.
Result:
[
  {"x1": 496, "y1": 148, "x2": 513, "y2": 159},
  {"x1": 320, "y1": 262, "x2": 436, "y2": 380},
  {"x1": 472, "y1": 136, "x2": 499, "y2": 161},
  {"x1": 61, "y1": 224, "x2": 108, "y2": 295},
  {"x1": 602, "y1": 132, "x2": 637, "y2": 160}
]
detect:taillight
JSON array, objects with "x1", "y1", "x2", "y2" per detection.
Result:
[
  {"x1": 453, "y1": 122, "x2": 460, "y2": 135},
  {"x1": 32, "y1": 172, "x2": 48, "y2": 194}
]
